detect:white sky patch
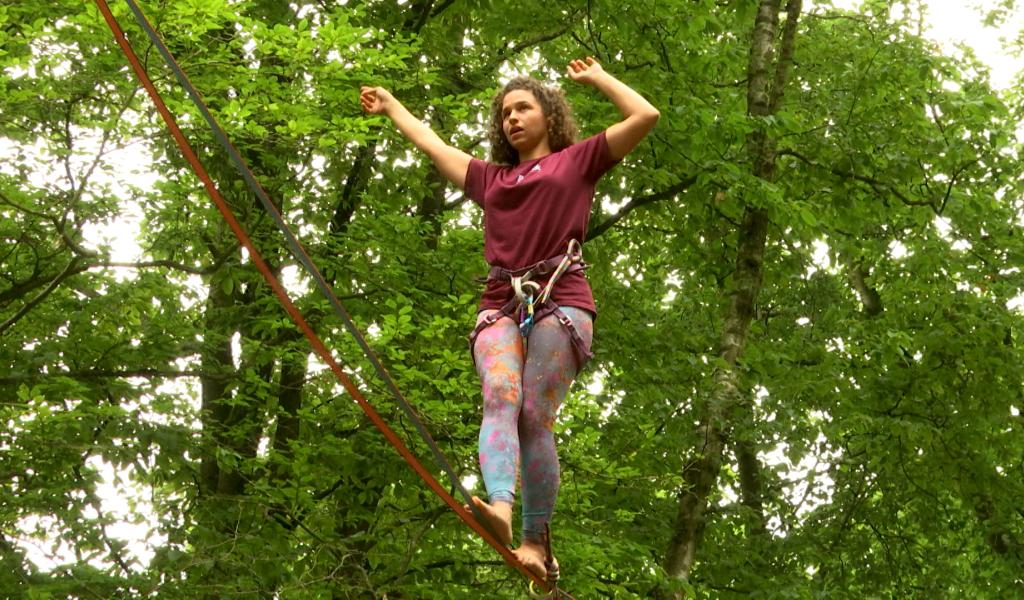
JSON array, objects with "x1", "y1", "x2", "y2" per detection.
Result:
[
  {"x1": 299, "y1": 151, "x2": 329, "y2": 191},
  {"x1": 497, "y1": 48, "x2": 544, "y2": 84},
  {"x1": 81, "y1": 207, "x2": 143, "y2": 264},
  {"x1": 392, "y1": 149, "x2": 419, "y2": 168},
  {"x1": 753, "y1": 385, "x2": 775, "y2": 422},
  {"x1": 610, "y1": 252, "x2": 643, "y2": 287},
  {"x1": 805, "y1": 239, "x2": 834, "y2": 277},
  {"x1": 600, "y1": 389, "x2": 625, "y2": 422},
  {"x1": 148, "y1": 375, "x2": 203, "y2": 430},
  {"x1": 957, "y1": 280, "x2": 978, "y2": 293},
  {"x1": 456, "y1": 199, "x2": 477, "y2": 228},
  {"x1": 951, "y1": 238, "x2": 972, "y2": 251},
  {"x1": 86, "y1": 456, "x2": 167, "y2": 570},
  {"x1": 934, "y1": 216, "x2": 974, "y2": 251},
  {"x1": 231, "y1": 332, "x2": 242, "y2": 369},
  {"x1": 295, "y1": 3, "x2": 319, "y2": 19},
  {"x1": 13, "y1": 514, "x2": 76, "y2": 571},
  {"x1": 718, "y1": 479, "x2": 739, "y2": 508},
  {"x1": 280, "y1": 264, "x2": 309, "y2": 296},
  {"x1": 824, "y1": 0, "x2": 1024, "y2": 91},
  {"x1": 0, "y1": 137, "x2": 48, "y2": 177},
  {"x1": 751, "y1": 388, "x2": 840, "y2": 533},
  {"x1": 586, "y1": 367, "x2": 607, "y2": 395},
  {"x1": 178, "y1": 273, "x2": 208, "y2": 311},
  {"x1": 826, "y1": 336, "x2": 849, "y2": 358},
  {"x1": 661, "y1": 270, "x2": 682, "y2": 307},
  {"x1": 16, "y1": 456, "x2": 167, "y2": 574},
  {"x1": 457, "y1": 121, "x2": 485, "y2": 139},
  {"x1": 761, "y1": 433, "x2": 840, "y2": 528},
  {"x1": 7, "y1": 108, "x2": 160, "y2": 283},
  {"x1": 308, "y1": 351, "x2": 330, "y2": 378},
  {"x1": 888, "y1": 239, "x2": 910, "y2": 260},
  {"x1": 811, "y1": 239, "x2": 831, "y2": 270},
  {"x1": 601, "y1": 194, "x2": 631, "y2": 216},
  {"x1": 10, "y1": 33, "x2": 75, "y2": 79}
]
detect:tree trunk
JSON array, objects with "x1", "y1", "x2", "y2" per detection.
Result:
[
  {"x1": 847, "y1": 260, "x2": 884, "y2": 317},
  {"x1": 418, "y1": 166, "x2": 447, "y2": 250},
  {"x1": 199, "y1": 273, "x2": 236, "y2": 495},
  {"x1": 660, "y1": 0, "x2": 802, "y2": 594}
]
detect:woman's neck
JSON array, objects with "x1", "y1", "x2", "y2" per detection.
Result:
[{"x1": 517, "y1": 141, "x2": 552, "y2": 163}]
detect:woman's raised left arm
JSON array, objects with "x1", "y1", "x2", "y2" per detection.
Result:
[{"x1": 567, "y1": 57, "x2": 660, "y2": 160}]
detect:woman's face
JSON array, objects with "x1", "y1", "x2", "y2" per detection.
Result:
[{"x1": 501, "y1": 89, "x2": 549, "y2": 154}]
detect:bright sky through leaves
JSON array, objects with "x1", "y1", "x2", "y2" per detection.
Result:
[{"x1": 4, "y1": 0, "x2": 1022, "y2": 596}]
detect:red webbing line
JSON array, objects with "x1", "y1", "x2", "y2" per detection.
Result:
[
  {"x1": 93, "y1": 0, "x2": 545, "y2": 588},
  {"x1": 117, "y1": 0, "x2": 483, "y2": 524}
]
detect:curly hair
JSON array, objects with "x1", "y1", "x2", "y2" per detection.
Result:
[{"x1": 487, "y1": 77, "x2": 578, "y2": 165}]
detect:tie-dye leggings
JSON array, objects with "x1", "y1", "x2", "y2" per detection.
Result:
[{"x1": 472, "y1": 306, "x2": 594, "y2": 543}]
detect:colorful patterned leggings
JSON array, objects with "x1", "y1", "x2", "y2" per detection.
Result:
[{"x1": 473, "y1": 306, "x2": 594, "y2": 543}]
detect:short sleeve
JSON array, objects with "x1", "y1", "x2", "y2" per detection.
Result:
[
  {"x1": 464, "y1": 158, "x2": 499, "y2": 207},
  {"x1": 567, "y1": 131, "x2": 621, "y2": 183}
]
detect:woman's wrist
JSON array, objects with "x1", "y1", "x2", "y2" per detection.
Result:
[{"x1": 589, "y1": 70, "x2": 621, "y2": 92}]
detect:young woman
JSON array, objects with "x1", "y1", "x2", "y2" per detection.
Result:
[{"x1": 360, "y1": 57, "x2": 658, "y2": 578}]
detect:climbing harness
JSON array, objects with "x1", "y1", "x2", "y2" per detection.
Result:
[
  {"x1": 470, "y1": 239, "x2": 594, "y2": 370},
  {"x1": 94, "y1": 1, "x2": 573, "y2": 596}
]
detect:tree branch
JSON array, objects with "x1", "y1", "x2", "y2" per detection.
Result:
[
  {"x1": 0, "y1": 258, "x2": 80, "y2": 336},
  {"x1": 0, "y1": 368, "x2": 220, "y2": 386},
  {"x1": 846, "y1": 259, "x2": 883, "y2": 317},
  {"x1": 587, "y1": 176, "x2": 697, "y2": 240},
  {"x1": 97, "y1": 259, "x2": 214, "y2": 275},
  {"x1": 777, "y1": 148, "x2": 938, "y2": 210},
  {"x1": 486, "y1": 22, "x2": 574, "y2": 74}
]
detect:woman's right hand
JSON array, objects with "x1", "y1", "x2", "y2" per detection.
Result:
[
  {"x1": 357, "y1": 85, "x2": 471, "y2": 190},
  {"x1": 360, "y1": 86, "x2": 394, "y2": 115}
]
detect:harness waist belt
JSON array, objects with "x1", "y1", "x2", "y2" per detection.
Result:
[
  {"x1": 469, "y1": 240, "x2": 593, "y2": 372},
  {"x1": 484, "y1": 253, "x2": 584, "y2": 282}
]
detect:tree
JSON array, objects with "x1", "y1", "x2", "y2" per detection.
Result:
[{"x1": 1, "y1": 0, "x2": 1021, "y2": 598}]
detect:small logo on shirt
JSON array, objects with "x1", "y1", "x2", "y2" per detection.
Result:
[{"x1": 515, "y1": 163, "x2": 542, "y2": 184}]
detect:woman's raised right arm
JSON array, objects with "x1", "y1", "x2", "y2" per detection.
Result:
[{"x1": 360, "y1": 86, "x2": 473, "y2": 190}]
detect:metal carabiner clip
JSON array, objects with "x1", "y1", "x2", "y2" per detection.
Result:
[{"x1": 528, "y1": 579, "x2": 557, "y2": 599}]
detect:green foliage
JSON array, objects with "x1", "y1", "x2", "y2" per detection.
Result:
[{"x1": 1, "y1": 0, "x2": 1022, "y2": 598}]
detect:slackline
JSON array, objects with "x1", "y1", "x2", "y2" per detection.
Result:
[{"x1": 94, "y1": 0, "x2": 570, "y2": 594}]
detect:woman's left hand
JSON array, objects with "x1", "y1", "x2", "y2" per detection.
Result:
[{"x1": 567, "y1": 57, "x2": 605, "y2": 85}]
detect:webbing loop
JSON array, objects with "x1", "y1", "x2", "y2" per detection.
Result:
[
  {"x1": 536, "y1": 239, "x2": 582, "y2": 307},
  {"x1": 527, "y1": 524, "x2": 575, "y2": 600}
]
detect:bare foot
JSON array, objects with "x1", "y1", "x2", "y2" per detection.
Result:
[
  {"x1": 468, "y1": 496, "x2": 513, "y2": 546},
  {"x1": 513, "y1": 540, "x2": 551, "y2": 581}
]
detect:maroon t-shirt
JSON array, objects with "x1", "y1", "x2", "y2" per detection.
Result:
[{"x1": 464, "y1": 131, "x2": 620, "y2": 316}]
